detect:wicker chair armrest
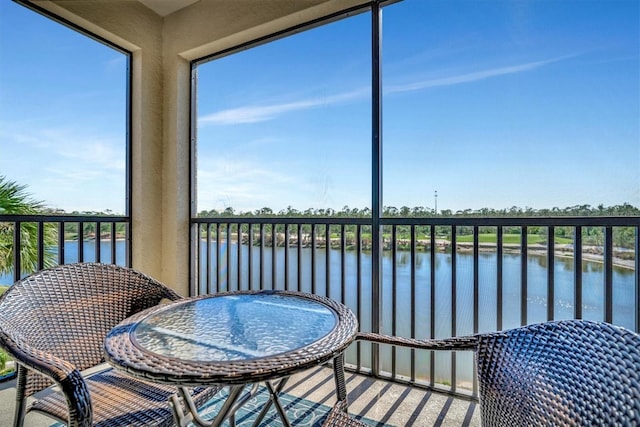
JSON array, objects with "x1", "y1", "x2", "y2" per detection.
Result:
[
  {"x1": 355, "y1": 332, "x2": 478, "y2": 351},
  {"x1": 0, "y1": 329, "x2": 77, "y2": 381},
  {"x1": 0, "y1": 332, "x2": 92, "y2": 426}
]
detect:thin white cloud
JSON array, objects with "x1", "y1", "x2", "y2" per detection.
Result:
[
  {"x1": 199, "y1": 88, "x2": 368, "y2": 126},
  {"x1": 195, "y1": 154, "x2": 376, "y2": 213},
  {"x1": 106, "y1": 55, "x2": 126, "y2": 71},
  {"x1": 1, "y1": 123, "x2": 125, "y2": 172},
  {"x1": 198, "y1": 157, "x2": 293, "y2": 194},
  {"x1": 44, "y1": 167, "x2": 108, "y2": 182},
  {"x1": 0, "y1": 122, "x2": 126, "y2": 211},
  {"x1": 385, "y1": 56, "x2": 570, "y2": 94},
  {"x1": 199, "y1": 55, "x2": 575, "y2": 126},
  {"x1": 196, "y1": 156, "x2": 322, "y2": 213}
]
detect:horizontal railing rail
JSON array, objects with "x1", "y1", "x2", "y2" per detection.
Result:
[
  {"x1": 191, "y1": 215, "x2": 639, "y2": 399},
  {"x1": 193, "y1": 215, "x2": 639, "y2": 226},
  {"x1": 381, "y1": 215, "x2": 640, "y2": 227},
  {"x1": 0, "y1": 214, "x2": 130, "y2": 283}
]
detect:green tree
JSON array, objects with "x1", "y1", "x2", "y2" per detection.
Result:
[{"x1": 0, "y1": 176, "x2": 57, "y2": 276}]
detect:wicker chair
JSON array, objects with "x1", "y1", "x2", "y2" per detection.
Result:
[
  {"x1": 324, "y1": 320, "x2": 640, "y2": 426},
  {"x1": 0, "y1": 262, "x2": 219, "y2": 427}
]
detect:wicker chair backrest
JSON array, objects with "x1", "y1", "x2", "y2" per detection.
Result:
[
  {"x1": 0, "y1": 262, "x2": 181, "y2": 397},
  {"x1": 476, "y1": 320, "x2": 640, "y2": 426}
]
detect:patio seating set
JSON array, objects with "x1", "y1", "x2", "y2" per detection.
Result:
[{"x1": 0, "y1": 263, "x2": 638, "y2": 426}]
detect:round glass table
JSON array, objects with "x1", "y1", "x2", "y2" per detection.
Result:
[{"x1": 104, "y1": 290, "x2": 358, "y2": 427}]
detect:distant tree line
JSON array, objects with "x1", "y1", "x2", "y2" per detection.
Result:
[
  {"x1": 37, "y1": 208, "x2": 127, "y2": 241},
  {"x1": 196, "y1": 203, "x2": 639, "y2": 249},
  {"x1": 198, "y1": 203, "x2": 640, "y2": 218}
]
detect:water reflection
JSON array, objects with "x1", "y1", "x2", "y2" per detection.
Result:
[{"x1": 202, "y1": 241, "x2": 636, "y2": 387}]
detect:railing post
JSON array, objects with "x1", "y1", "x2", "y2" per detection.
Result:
[
  {"x1": 13, "y1": 221, "x2": 21, "y2": 283},
  {"x1": 520, "y1": 226, "x2": 528, "y2": 326},
  {"x1": 497, "y1": 226, "x2": 503, "y2": 331},
  {"x1": 284, "y1": 224, "x2": 290, "y2": 291},
  {"x1": 95, "y1": 221, "x2": 101, "y2": 263},
  {"x1": 547, "y1": 225, "x2": 555, "y2": 321},
  {"x1": 429, "y1": 225, "x2": 436, "y2": 387},
  {"x1": 325, "y1": 224, "x2": 331, "y2": 298},
  {"x1": 228, "y1": 224, "x2": 233, "y2": 291},
  {"x1": 370, "y1": 0, "x2": 383, "y2": 376},
  {"x1": 574, "y1": 226, "x2": 583, "y2": 319},
  {"x1": 451, "y1": 226, "x2": 457, "y2": 391},
  {"x1": 59, "y1": 222, "x2": 66, "y2": 265},
  {"x1": 110, "y1": 220, "x2": 116, "y2": 265},
  {"x1": 78, "y1": 221, "x2": 85, "y2": 262},
  {"x1": 604, "y1": 226, "x2": 613, "y2": 323},
  {"x1": 259, "y1": 223, "x2": 265, "y2": 290},
  {"x1": 38, "y1": 222, "x2": 45, "y2": 271},
  {"x1": 311, "y1": 224, "x2": 317, "y2": 294},
  {"x1": 635, "y1": 225, "x2": 639, "y2": 333}
]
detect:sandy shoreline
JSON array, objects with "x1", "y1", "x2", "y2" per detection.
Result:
[{"x1": 204, "y1": 233, "x2": 636, "y2": 271}]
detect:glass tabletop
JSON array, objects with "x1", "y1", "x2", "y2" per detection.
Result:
[{"x1": 131, "y1": 293, "x2": 338, "y2": 362}]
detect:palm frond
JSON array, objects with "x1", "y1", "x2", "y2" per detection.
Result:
[{"x1": 0, "y1": 176, "x2": 56, "y2": 276}]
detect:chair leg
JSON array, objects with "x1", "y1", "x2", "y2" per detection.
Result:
[
  {"x1": 13, "y1": 365, "x2": 27, "y2": 427},
  {"x1": 332, "y1": 354, "x2": 348, "y2": 411}
]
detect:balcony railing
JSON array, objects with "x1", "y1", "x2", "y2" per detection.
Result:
[
  {"x1": 0, "y1": 214, "x2": 130, "y2": 284},
  {"x1": 2, "y1": 213, "x2": 637, "y2": 400},
  {"x1": 191, "y1": 215, "x2": 639, "y2": 399}
]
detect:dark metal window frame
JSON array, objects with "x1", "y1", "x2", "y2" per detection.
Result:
[
  {"x1": 9, "y1": 0, "x2": 134, "y2": 268},
  {"x1": 188, "y1": 1, "x2": 392, "y2": 309}
]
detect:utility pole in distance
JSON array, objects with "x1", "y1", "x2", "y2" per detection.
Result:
[{"x1": 434, "y1": 190, "x2": 438, "y2": 215}]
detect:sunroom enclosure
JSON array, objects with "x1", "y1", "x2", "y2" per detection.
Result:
[
  {"x1": 189, "y1": 0, "x2": 639, "y2": 399},
  {"x1": 1, "y1": 0, "x2": 638, "y2": 404}
]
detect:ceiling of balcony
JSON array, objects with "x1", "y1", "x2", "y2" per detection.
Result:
[{"x1": 138, "y1": 0, "x2": 199, "y2": 16}]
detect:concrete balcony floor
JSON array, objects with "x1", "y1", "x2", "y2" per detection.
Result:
[{"x1": 0, "y1": 366, "x2": 480, "y2": 426}]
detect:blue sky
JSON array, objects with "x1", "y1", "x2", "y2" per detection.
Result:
[
  {"x1": 1, "y1": 0, "x2": 639, "y2": 214},
  {"x1": 0, "y1": 1, "x2": 127, "y2": 213}
]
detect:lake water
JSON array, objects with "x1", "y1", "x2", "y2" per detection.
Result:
[
  {"x1": 0, "y1": 240, "x2": 127, "y2": 285},
  {"x1": 2, "y1": 240, "x2": 636, "y2": 388},
  {"x1": 201, "y1": 241, "x2": 636, "y2": 332},
  {"x1": 200, "y1": 240, "x2": 637, "y2": 388}
]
